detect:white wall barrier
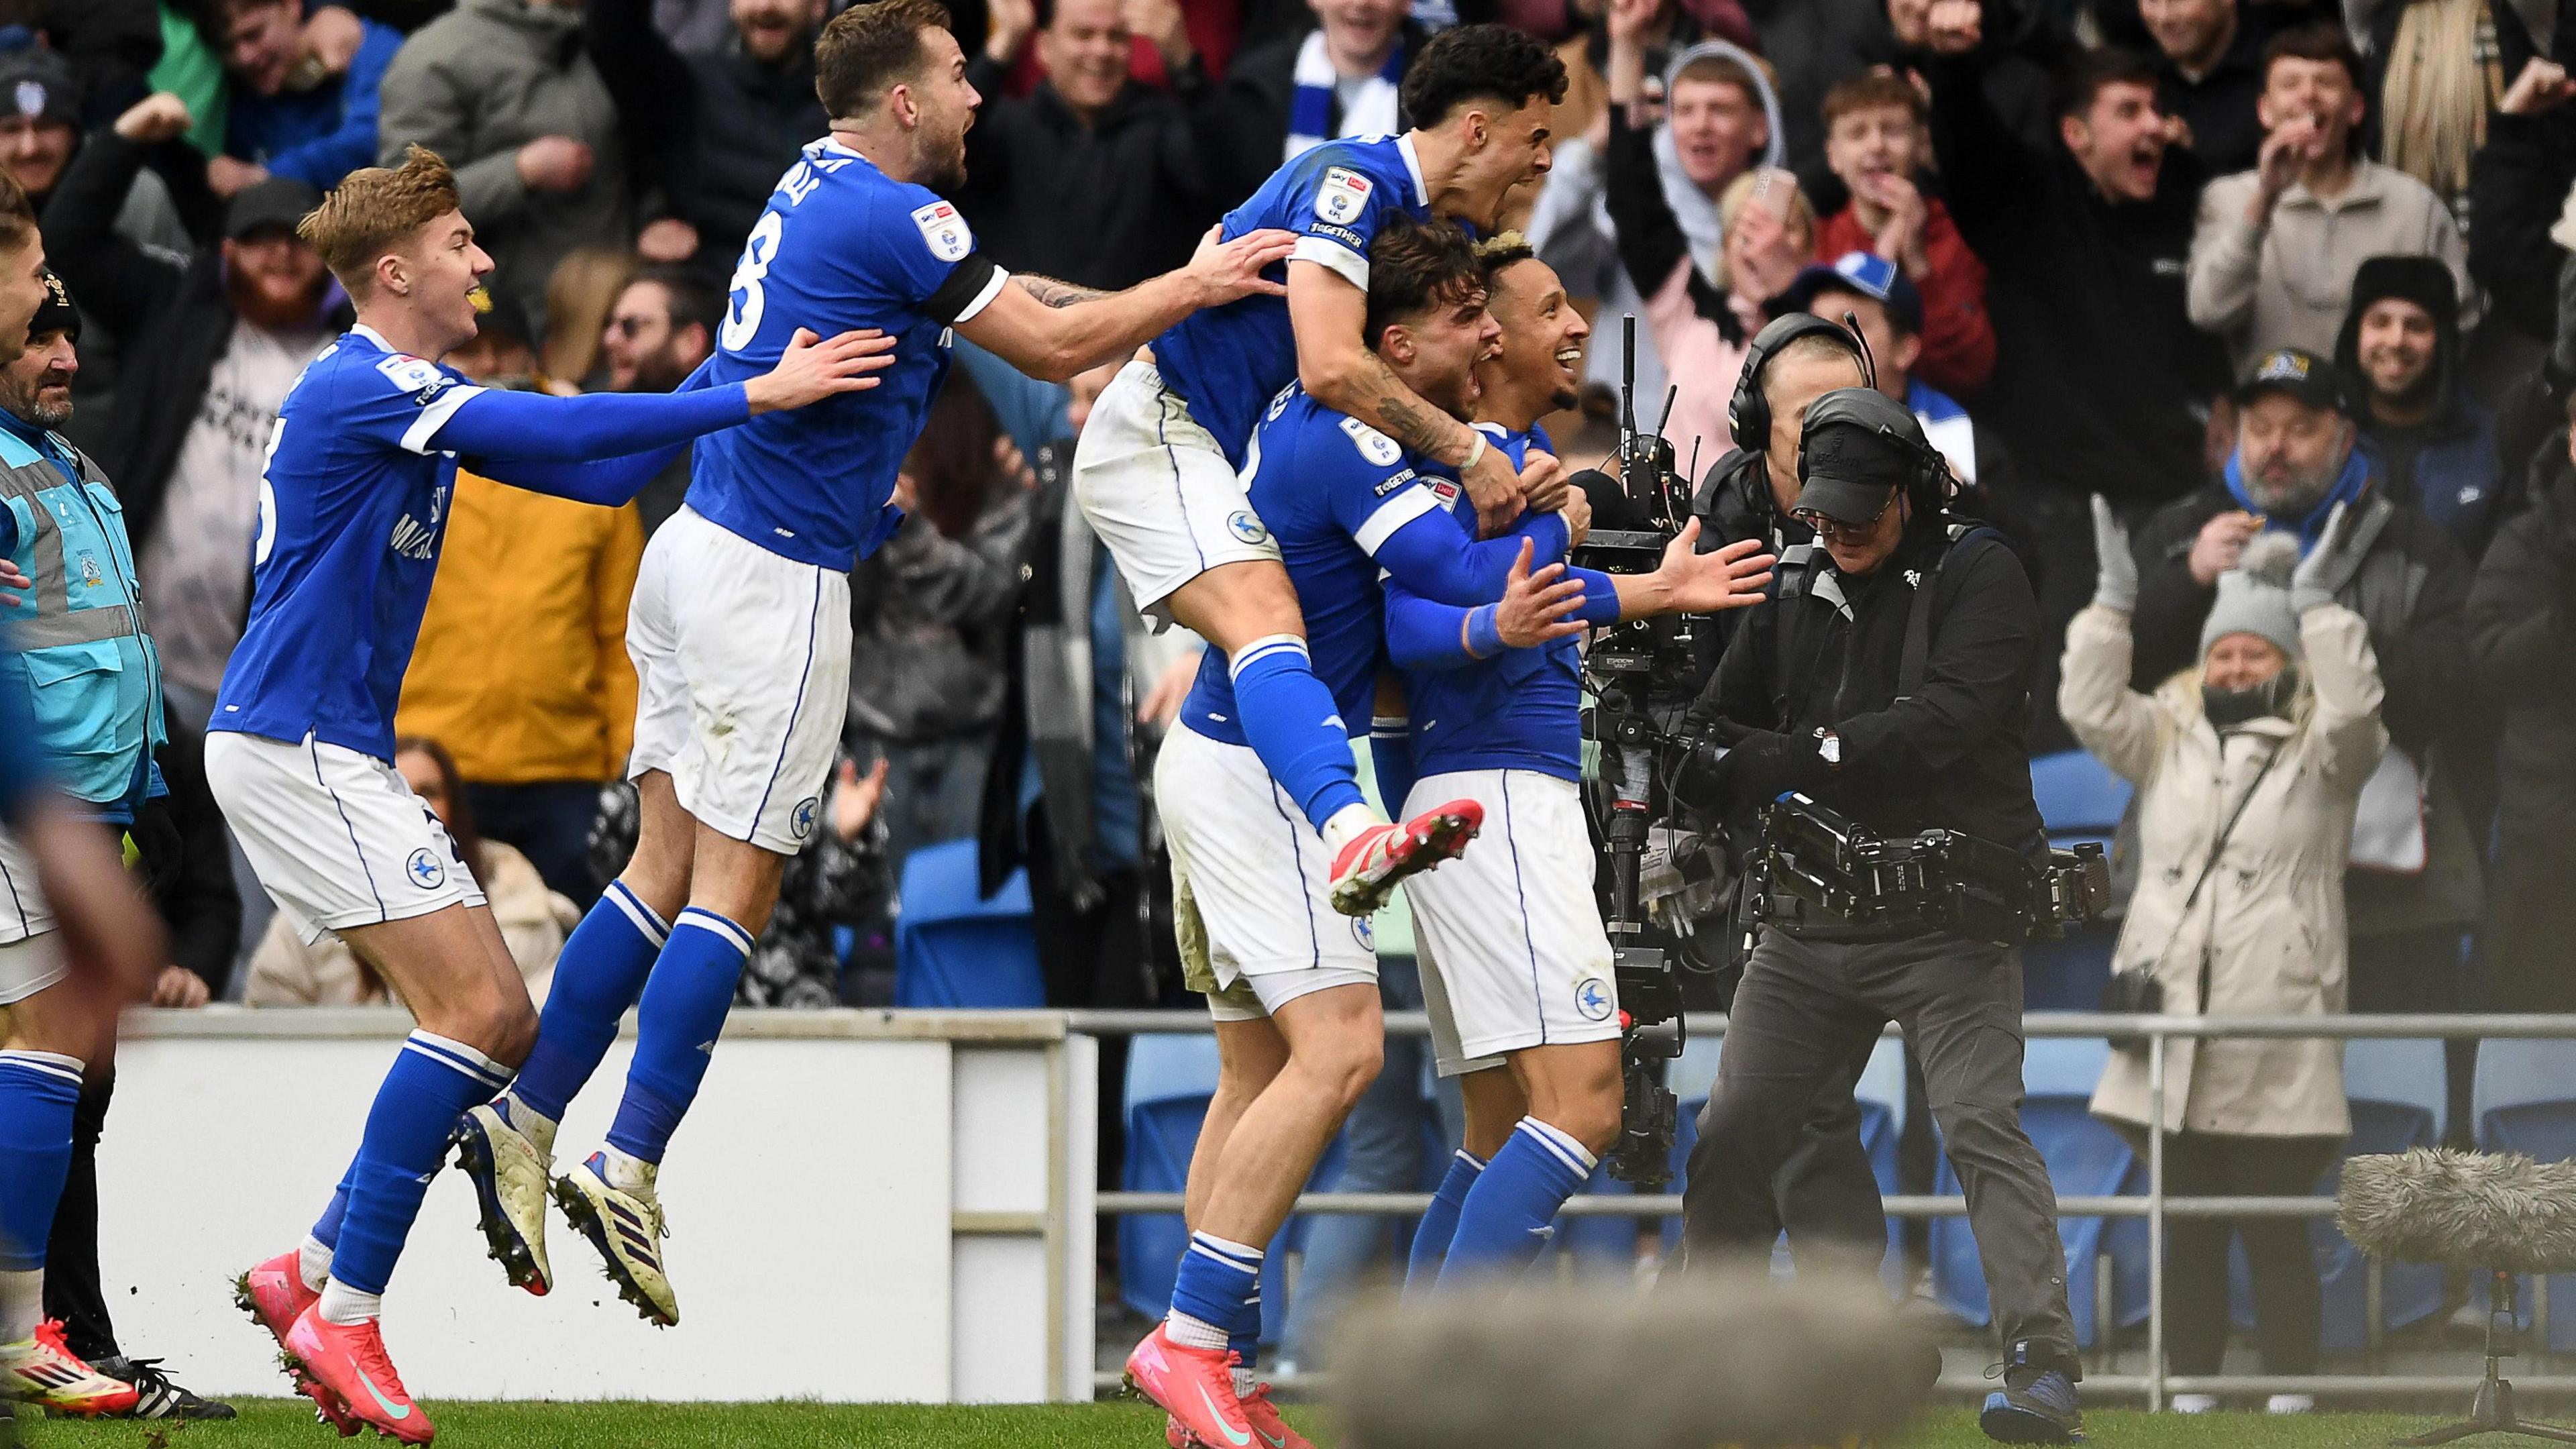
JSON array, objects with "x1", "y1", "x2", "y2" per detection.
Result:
[{"x1": 99, "y1": 1008, "x2": 1096, "y2": 1403}]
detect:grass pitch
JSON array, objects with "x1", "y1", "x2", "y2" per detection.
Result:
[{"x1": 9, "y1": 1401, "x2": 2453, "y2": 1448}]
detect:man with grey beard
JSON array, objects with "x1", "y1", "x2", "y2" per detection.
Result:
[{"x1": 2127, "y1": 344, "x2": 2489, "y2": 1021}]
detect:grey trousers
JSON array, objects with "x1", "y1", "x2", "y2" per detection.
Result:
[{"x1": 1678, "y1": 927, "x2": 2081, "y2": 1376}]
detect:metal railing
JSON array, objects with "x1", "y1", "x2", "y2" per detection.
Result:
[{"x1": 1069, "y1": 1009, "x2": 2576, "y2": 1409}]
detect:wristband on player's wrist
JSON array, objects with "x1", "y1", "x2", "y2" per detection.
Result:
[
  {"x1": 1460, "y1": 429, "x2": 1487, "y2": 476},
  {"x1": 1466, "y1": 604, "x2": 1504, "y2": 657}
]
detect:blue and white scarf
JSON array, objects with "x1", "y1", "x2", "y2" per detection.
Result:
[
  {"x1": 1285, "y1": 30, "x2": 1405, "y2": 161},
  {"x1": 2222, "y1": 446, "x2": 2372, "y2": 553}
]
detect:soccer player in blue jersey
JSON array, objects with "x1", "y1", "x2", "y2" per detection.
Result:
[
  {"x1": 1384, "y1": 237, "x2": 1694, "y2": 1291},
  {"x1": 450, "y1": 0, "x2": 1301, "y2": 1336},
  {"x1": 205, "y1": 148, "x2": 896, "y2": 1444},
  {"x1": 1073, "y1": 24, "x2": 1569, "y2": 928},
  {"x1": 1130, "y1": 218, "x2": 1771, "y2": 1449}
]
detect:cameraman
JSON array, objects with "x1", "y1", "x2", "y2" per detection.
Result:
[{"x1": 1672, "y1": 388, "x2": 2083, "y2": 1444}]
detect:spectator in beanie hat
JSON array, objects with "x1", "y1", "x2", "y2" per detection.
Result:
[
  {"x1": 2129, "y1": 343, "x2": 2487, "y2": 1019},
  {"x1": 2333, "y1": 252, "x2": 2507, "y2": 561}
]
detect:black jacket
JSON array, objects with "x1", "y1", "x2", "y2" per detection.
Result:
[
  {"x1": 1688, "y1": 521, "x2": 2045, "y2": 854},
  {"x1": 957, "y1": 56, "x2": 1222, "y2": 291},
  {"x1": 2471, "y1": 0, "x2": 2576, "y2": 348},
  {"x1": 44, "y1": 131, "x2": 350, "y2": 550},
  {"x1": 2131, "y1": 476, "x2": 2488, "y2": 934},
  {"x1": 2466, "y1": 442, "x2": 2576, "y2": 1008},
  {"x1": 587, "y1": 0, "x2": 826, "y2": 282},
  {"x1": 1927, "y1": 46, "x2": 2227, "y2": 508},
  {"x1": 2147, "y1": 3, "x2": 2293, "y2": 180}
]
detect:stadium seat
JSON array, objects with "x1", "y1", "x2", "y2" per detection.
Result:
[
  {"x1": 2471, "y1": 1040, "x2": 2576, "y2": 1348},
  {"x1": 2226, "y1": 1040, "x2": 2448, "y2": 1347},
  {"x1": 1117, "y1": 1037, "x2": 1223, "y2": 1322},
  {"x1": 1931, "y1": 1038, "x2": 2141, "y2": 1348},
  {"x1": 892, "y1": 841, "x2": 1045, "y2": 1008},
  {"x1": 2029, "y1": 750, "x2": 2132, "y2": 847},
  {"x1": 2024, "y1": 752, "x2": 2130, "y2": 1011}
]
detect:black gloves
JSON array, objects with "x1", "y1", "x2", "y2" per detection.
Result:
[{"x1": 1670, "y1": 729, "x2": 1832, "y2": 815}]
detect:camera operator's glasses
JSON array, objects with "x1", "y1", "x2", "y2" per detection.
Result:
[{"x1": 1793, "y1": 496, "x2": 1896, "y2": 536}]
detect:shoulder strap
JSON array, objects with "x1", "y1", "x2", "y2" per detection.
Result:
[{"x1": 1896, "y1": 523, "x2": 1981, "y2": 699}]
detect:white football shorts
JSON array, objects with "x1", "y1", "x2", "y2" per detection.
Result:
[
  {"x1": 1404, "y1": 769, "x2": 1620, "y2": 1071},
  {"x1": 1159, "y1": 721, "x2": 1376, "y2": 1022},
  {"x1": 205, "y1": 730, "x2": 486, "y2": 945},
  {"x1": 1072, "y1": 360, "x2": 1283, "y2": 624},
  {"x1": 0, "y1": 826, "x2": 63, "y2": 1004},
  {"x1": 627, "y1": 506, "x2": 853, "y2": 855}
]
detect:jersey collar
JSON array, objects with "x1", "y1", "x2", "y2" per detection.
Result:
[
  {"x1": 349, "y1": 322, "x2": 397, "y2": 355},
  {"x1": 1396, "y1": 133, "x2": 1430, "y2": 207}
]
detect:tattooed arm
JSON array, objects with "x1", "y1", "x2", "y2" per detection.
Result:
[
  {"x1": 955, "y1": 227, "x2": 1298, "y2": 382},
  {"x1": 1015, "y1": 274, "x2": 1108, "y2": 309},
  {"x1": 1287, "y1": 259, "x2": 1527, "y2": 535}
]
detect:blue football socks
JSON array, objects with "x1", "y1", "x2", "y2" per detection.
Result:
[
  {"x1": 330, "y1": 1032, "x2": 514, "y2": 1297},
  {"x1": 1436, "y1": 1118, "x2": 1595, "y2": 1286},
  {"x1": 1166, "y1": 1231, "x2": 1261, "y2": 1354},
  {"x1": 0, "y1": 1050, "x2": 83, "y2": 1338},
  {"x1": 1229, "y1": 635, "x2": 1368, "y2": 833},
  {"x1": 507, "y1": 881, "x2": 671, "y2": 1124},
  {"x1": 1370, "y1": 717, "x2": 1417, "y2": 822},
  {"x1": 1403, "y1": 1148, "x2": 1486, "y2": 1293},
  {"x1": 606, "y1": 908, "x2": 753, "y2": 1165}
]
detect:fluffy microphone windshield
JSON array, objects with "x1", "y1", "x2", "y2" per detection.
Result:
[
  {"x1": 2340, "y1": 1148, "x2": 2576, "y2": 1273},
  {"x1": 1331, "y1": 1268, "x2": 1937, "y2": 1449}
]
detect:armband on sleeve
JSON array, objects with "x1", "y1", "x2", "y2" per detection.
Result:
[{"x1": 925, "y1": 254, "x2": 1009, "y2": 325}]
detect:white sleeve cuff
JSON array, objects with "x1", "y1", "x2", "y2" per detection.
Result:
[
  {"x1": 1353, "y1": 484, "x2": 1441, "y2": 555},
  {"x1": 1290, "y1": 235, "x2": 1369, "y2": 292},
  {"x1": 955, "y1": 266, "x2": 1012, "y2": 324},
  {"x1": 400, "y1": 384, "x2": 487, "y2": 455}
]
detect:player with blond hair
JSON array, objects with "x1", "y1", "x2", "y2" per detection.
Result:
[{"x1": 213, "y1": 146, "x2": 892, "y2": 1444}]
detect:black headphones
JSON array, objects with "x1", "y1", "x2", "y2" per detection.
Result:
[
  {"x1": 1795, "y1": 386, "x2": 1956, "y2": 517},
  {"x1": 1726, "y1": 313, "x2": 1868, "y2": 453}
]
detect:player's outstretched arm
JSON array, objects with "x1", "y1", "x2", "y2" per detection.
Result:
[
  {"x1": 1384, "y1": 538, "x2": 1591, "y2": 671},
  {"x1": 955, "y1": 226, "x2": 1297, "y2": 382},
  {"x1": 439, "y1": 329, "x2": 895, "y2": 505},
  {"x1": 1290, "y1": 262, "x2": 1538, "y2": 537},
  {"x1": 1605, "y1": 523, "x2": 1775, "y2": 619},
  {"x1": 1371, "y1": 494, "x2": 1574, "y2": 609}
]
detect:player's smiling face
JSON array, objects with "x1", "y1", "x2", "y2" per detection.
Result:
[
  {"x1": 394, "y1": 209, "x2": 494, "y2": 356},
  {"x1": 1481, "y1": 257, "x2": 1586, "y2": 417}
]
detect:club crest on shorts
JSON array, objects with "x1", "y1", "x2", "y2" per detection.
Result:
[
  {"x1": 1351, "y1": 915, "x2": 1375, "y2": 951},
  {"x1": 1227, "y1": 511, "x2": 1270, "y2": 545},
  {"x1": 406, "y1": 848, "x2": 446, "y2": 890},
  {"x1": 791, "y1": 796, "x2": 820, "y2": 841},
  {"x1": 1574, "y1": 976, "x2": 1613, "y2": 1022},
  {"x1": 1315, "y1": 167, "x2": 1371, "y2": 225}
]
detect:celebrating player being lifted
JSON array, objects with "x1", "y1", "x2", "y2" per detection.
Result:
[
  {"x1": 453, "y1": 0, "x2": 1295, "y2": 1336},
  {"x1": 210, "y1": 147, "x2": 896, "y2": 1444},
  {"x1": 1129, "y1": 217, "x2": 1773, "y2": 1449},
  {"x1": 1072, "y1": 23, "x2": 1568, "y2": 922}
]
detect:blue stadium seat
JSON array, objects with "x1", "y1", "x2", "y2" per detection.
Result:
[
  {"x1": 2472, "y1": 1041, "x2": 2576, "y2": 1348},
  {"x1": 1931, "y1": 1038, "x2": 2141, "y2": 1348},
  {"x1": 2025, "y1": 752, "x2": 2130, "y2": 1011},
  {"x1": 892, "y1": 841, "x2": 1044, "y2": 1008},
  {"x1": 2223, "y1": 1040, "x2": 2447, "y2": 1347},
  {"x1": 2029, "y1": 750, "x2": 2132, "y2": 847}
]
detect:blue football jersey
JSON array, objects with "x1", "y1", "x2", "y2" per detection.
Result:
[
  {"x1": 1152, "y1": 135, "x2": 1434, "y2": 468},
  {"x1": 1179, "y1": 384, "x2": 1449, "y2": 745},
  {"x1": 213, "y1": 325, "x2": 482, "y2": 760},
  {"x1": 1392, "y1": 423, "x2": 1585, "y2": 782},
  {"x1": 688, "y1": 138, "x2": 1008, "y2": 571}
]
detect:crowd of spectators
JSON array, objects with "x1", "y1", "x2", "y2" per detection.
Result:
[{"x1": 8, "y1": 0, "x2": 2571, "y2": 1214}]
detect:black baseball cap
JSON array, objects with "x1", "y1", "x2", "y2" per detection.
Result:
[
  {"x1": 225, "y1": 176, "x2": 324, "y2": 241},
  {"x1": 1792, "y1": 386, "x2": 1921, "y2": 524},
  {"x1": 29, "y1": 267, "x2": 75, "y2": 343},
  {"x1": 2235, "y1": 346, "x2": 2353, "y2": 416}
]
